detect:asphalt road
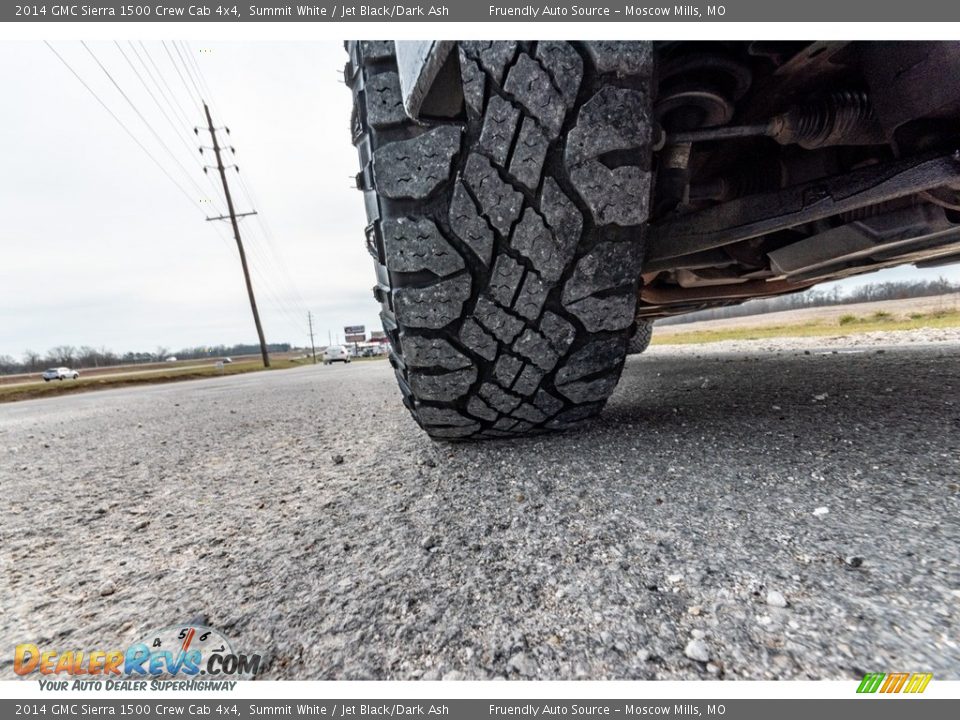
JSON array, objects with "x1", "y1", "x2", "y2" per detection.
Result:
[
  {"x1": 1, "y1": 343, "x2": 958, "y2": 680},
  {"x1": 0, "y1": 359, "x2": 252, "y2": 390}
]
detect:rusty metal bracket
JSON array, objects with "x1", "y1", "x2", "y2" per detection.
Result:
[
  {"x1": 646, "y1": 150, "x2": 960, "y2": 264},
  {"x1": 639, "y1": 278, "x2": 816, "y2": 306}
]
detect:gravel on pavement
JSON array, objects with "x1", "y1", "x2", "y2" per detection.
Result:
[{"x1": 1, "y1": 341, "x2": 958, "y2": 680}]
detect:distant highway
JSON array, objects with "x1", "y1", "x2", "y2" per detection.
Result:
[{"x1": 0, "y1": 353, "x2": 299, "y2": 390}]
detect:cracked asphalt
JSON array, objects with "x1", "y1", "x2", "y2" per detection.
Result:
[{"x1": 1, "y1": 342, "x2": 958, "y2": 680}]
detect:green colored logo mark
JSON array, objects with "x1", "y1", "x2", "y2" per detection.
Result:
[{"x1": 857, "y1": 673, "x2": 886, "y2": 693}]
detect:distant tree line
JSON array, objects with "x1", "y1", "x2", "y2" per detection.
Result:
[
  {"x1": 658, "y1": 277, "x2": 960, "y2": 326},
  {"x1": 171, "y1": 343, "x2": 292, "y2": 361},
  {"x1": 0, "y1": 343, "x2": 292, "y2": 375}
]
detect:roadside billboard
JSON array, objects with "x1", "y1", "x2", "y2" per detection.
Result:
[{"x1": 344, "y1": 325, "x2": 365, "y2": 343}]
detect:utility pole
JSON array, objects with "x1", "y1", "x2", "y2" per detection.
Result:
[
  {"x1": 201, "y1": 102, "x2": 270, "y2": 368},
  {"x1": 307, "y1": 311, "x2": 317, "y2": 364}
]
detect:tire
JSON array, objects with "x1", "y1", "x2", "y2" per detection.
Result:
[
  {"x1": 627, "y1": 319, "x2": 654, "y2": 355},
  {"x1": 347, "y1": 41, "x2": 654, "y2": 439}
]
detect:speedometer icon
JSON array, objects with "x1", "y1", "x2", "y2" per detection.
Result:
[{"x1": 131, "y1": 624, "x2": 257, "y2": 679}]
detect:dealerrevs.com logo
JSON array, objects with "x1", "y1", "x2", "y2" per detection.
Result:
[{"x1": 15, "y1": 625, "x2": 261, "y2": 689}]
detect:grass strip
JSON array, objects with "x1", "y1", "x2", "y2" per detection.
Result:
[{"x1": 652, "y1": 309, "x2": 960, "y2": 346}]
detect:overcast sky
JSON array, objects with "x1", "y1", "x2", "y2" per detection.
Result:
[
  {"x1": 1, "y1": 41, "x2": 959, "y2": 360},
  {"x1": 0, "y1": 41, "x2": 373, "y2": 358}
]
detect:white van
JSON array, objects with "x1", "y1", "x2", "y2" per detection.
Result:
[{"x1": 323, "y1": 345, "x2": 352, "y2": 365}]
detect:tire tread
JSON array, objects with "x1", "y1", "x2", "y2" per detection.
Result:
[{"x1": 347, "y1": 41, "x2": 654, "y2": 440}]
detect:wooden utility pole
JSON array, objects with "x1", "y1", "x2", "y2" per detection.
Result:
[
  {"x1": 308, "y1": 311, "x2": 317, "y2": 364},
  {"x1": 202, "y1": 102, "x2": 270, "y2": 368}
]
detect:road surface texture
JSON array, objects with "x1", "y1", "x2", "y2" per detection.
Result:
[{"x1": 1, "y1": 341, "x2": 958, "y2": 680}]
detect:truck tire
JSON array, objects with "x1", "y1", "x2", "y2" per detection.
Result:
[
  {"x1": 628, "y1": 320, "x2": 654, "y2": 355},
  {"x1": 346, "y1": 41, "x2": 654, "y2": 439}
]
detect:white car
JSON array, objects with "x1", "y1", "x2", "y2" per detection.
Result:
[
  {"x1": 42, "y1": 367, "x2": 79, "y2": 381},
  {"x1": 324, "y1": 345, "x2": 352, "y2": 365}
]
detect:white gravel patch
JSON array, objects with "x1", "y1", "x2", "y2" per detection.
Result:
[{"x1": 650, "y1": 326, "x2": 960, "y2": 356}]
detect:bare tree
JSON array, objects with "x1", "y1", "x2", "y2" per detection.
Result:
[
  {"x1": 99, "y1": 346, "x2": 118, "y2": 366},
  {"x1": 77, "y1": 346, "x2": 100, "y2": 368},
  {"x1": 23, "y1": 349, "x2": 42, "y2": 372},
  {"x1": 46, "y1": 346, "x2": 77, "y2": 366}
]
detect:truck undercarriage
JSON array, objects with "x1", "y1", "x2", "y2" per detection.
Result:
[
  {"x1": 347, "y1": 40, "x2": 960, "y2": 439},
  {"x1": 637, "y1": 41, "x2": 960, "y2": 318},
  {"x1": 400, "y1": 41, "x2": 960, "y2": 319}
]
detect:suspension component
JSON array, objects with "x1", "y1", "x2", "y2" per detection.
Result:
[
  {"x1": 771, "y1": 91, "x2": 886, "y2": 148},
  {"x1": 667, "y1": 91, "x2": 887, "y2": 149},
  {"x1": 655, "y1": 50, "x2": 753, "y2": 131},
  {"x1": 654, "y1": 49, "x2": 753, "y2": 215},
  {"x1": 647, "y1": 150, "x2": 960, "y2": 263},
  {"x1": 689, "y1": 157, "x2": 785, "y2": 202}
]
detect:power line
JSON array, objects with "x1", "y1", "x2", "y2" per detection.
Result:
[
  {"x1": 113, "y1": 41, "x2": 226, "y2": 218},
  {"x1": 163, "y1": 40, "x2": 202, "y2": 111},
  {"x1": 154, "y1": 43, "x2": 277, "y2": 272},
  {"x1": 174, "y1": 42, "x2": 312, "y2": 322},
  {"x1": 138, "y1": 41, "x2": 194, "y2": 128},
  {"x1": 48, "y1": 42, "x2": 305, "y2": 344},
  {"x1": 115, "y1": 41, "x2": 184, "y2": 145},
  {"x1": 98, "y1": 41, "x2": 310, "y2": 340},
  {"x1": 173, "y1": 41, "x2": 206, "y2": 109},
  {"x1": 234, "y1": 173, "x2": 312, "y2": 313},
  {"x1": 44, "y1": 41, "x2": 202, "y2": 212},
  {"x1": 248, "y1": 261, "x2": 311, "y2": 335},
  {"x1": 206, "y1": 172, "x2": 309, "y2": 327},
  {"x1": 216, "y1": 209, "x2": 310, "y2": 331},
  {"x1": 177, "y1": 43, "x2": 310, "y2": 314},
  {"x1": 193, "y1": 216, "x2": 301, "y2": 338},
  {"x1": 235, "y1": 226, "x2": 301, "y2": 316},
  {"x1": 179, "y1": 41, "x2": 217, "y2": 112},
  {"x1": 81, "y1": 41, "x2": 212, "y2": 204},
  {"x1": 240, "y1": 224, "x2": 313, "y2": 331},
  {"x1": 139, "y1": 42, "x2": 251, "y2": 246},
  {"x1": 203, "y1": 102, "x2": 270, "y2": 368},
  {"x1": 204, "y1": 167, "x2": 308, "y2": 331},
  {"x1": 125, "y1": 42, "x2": 232, "y2": 219},
  {"x1": 200, "y1": 213, "x2": 310, "y2": 339}
]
